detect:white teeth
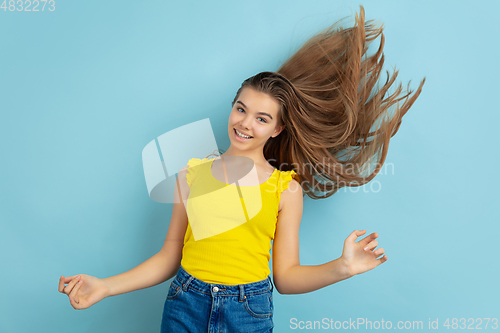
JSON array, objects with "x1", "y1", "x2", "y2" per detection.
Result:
[{"x1": 235, "y1": 129, "x2": 252, "y2": 139}]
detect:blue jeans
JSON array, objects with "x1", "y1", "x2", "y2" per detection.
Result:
[{"x1": 161, "y1": 265, "x2": 274, "y2": 332}]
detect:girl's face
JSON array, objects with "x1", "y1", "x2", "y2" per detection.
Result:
[{"x1": 227, "y1": 87, "x2": 284, "y2": 154}]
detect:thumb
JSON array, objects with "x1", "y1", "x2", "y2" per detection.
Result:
[{"x1": 347, "y1": 229, "x2": 366, "y2": 242}]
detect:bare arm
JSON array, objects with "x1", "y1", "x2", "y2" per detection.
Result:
[
  {"x1": 101, "y1": 165, "x2": 190, "y2": 297},
  {"x1": 59, "y1": 165, "x2": 191, "y2": 309},
  {"x1": 272, "y1": 179, "x2": 388, "y2": 295},
  {"x1": 276, "y1": 260, "x2": 352, "y2": 295},
  {"x1": 273, "y1": 179, "x2": 351, "y2": 294}
]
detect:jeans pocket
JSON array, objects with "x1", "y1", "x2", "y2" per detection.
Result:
[
  {"x1": 166, "y1": 277, "x2": 182, "y2": 300},
  {"x1": 244, "y1": 291, "x2": 273, "y2": 318}
]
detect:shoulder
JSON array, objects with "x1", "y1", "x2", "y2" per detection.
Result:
[
  {"x1": 287, "y1": 178, "x2": 302, "y2": 193},
  {"x1": 187, "y1": 157, "x2": 211, "y2": 166},
  {"x1": 185, "y1": 157, "x2": 212, "y2": 173},
  {"x1": 283, "y1": 177, "x2": 302, "y2": 199},
  {"x1": 278, "y1": 171, "x2": 303, "y2": 211},
  {"x1": 182, "y1": 157, "x2": 211, "y2": 188},
  {"x1": 279, "y1": 170, "x2": 300, "y2": 189}
]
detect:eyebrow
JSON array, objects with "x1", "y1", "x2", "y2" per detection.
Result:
[{"x1": 236, "y1": 101, "x2": 273, "y2": 120}]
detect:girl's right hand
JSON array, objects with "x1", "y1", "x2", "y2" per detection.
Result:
[{"x1": 58, "y1": 274, "x2": 110, "y2": 310}]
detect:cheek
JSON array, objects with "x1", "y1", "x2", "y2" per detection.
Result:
[
  {"x1": 253, "y1": 127, "x2": 271, "y2": 139},
  {"x1": 229, "y1": 111, "x2": 247, "y2": 126},
  {"x1": 228, "y1": 110, "x2": 238, "y2": 123}
]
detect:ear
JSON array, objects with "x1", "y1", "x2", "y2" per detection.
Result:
[{"x1": 272, "y1": 125, "x2": 285, "y2": 138}]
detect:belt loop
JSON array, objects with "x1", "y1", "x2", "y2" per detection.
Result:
[
  {"x1": 183, "y1": 276, "x2": 194, "y2": 292},
  {"x1": 239, "y1": 284, "x2": 245, "y2": 302}
]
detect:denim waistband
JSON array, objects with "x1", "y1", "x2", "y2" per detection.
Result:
[{"x1": 175, "y1": 265, "x2": 273, "y2": 298}]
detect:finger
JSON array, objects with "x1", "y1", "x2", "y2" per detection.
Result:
[
  {"x1": 63, "y1": 276, "x2": 81, "y2": 295},
  {"x1": 363, "y1": 240, "x2": 378, "y2": 251},
  {"x1": 59, "y1": 275, "x2": 78, "y2": 293},
  {"x1": 357, "y1": 232, "x2": 378, "y2": 247},
  {"x1": 374, "y1": 248, "x2": 385, "y2": 257},
  {"x1": 58, "y1": 276, "x2": 66, "y2": 293},
  {"x1": 69, "y1": 293, "x2": 81, "y2": 310},
  {"x1": 69, "y1": 279, "x2": 83, "y2": 304},
  {"x1": 347, "y1": 230, "x2": 366, "y2": 242},
  {"x1": 376, "y1": 254, "x2": 388, "y2": 265}
]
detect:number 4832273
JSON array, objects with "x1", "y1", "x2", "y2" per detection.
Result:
[{"x1": 1, "y1": 0, "x2": 55, "y2": 11}]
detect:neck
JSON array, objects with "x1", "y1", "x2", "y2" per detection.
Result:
[{"x1": 222, "y1": 145, "x2": 268, "y2": 167}]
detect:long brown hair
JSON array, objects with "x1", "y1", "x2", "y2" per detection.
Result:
[{"x1": 231, "y1": 5, "x2": 426, "y2": 199}]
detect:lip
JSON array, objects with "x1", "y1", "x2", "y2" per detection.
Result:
[
  {"x1": 233, "y1": 128, "x2": 253, "y2": 142},
  {"x1": 234, "y1": 128, "x2": 253, "y2": 137}
]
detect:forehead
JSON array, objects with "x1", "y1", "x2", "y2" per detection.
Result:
[{"x1": 238, "y1": 87, "x2": 280, "y2": 117}]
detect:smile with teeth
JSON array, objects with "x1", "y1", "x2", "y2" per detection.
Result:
[{"x1": 234, "y1": 129, "x2": 253, "y2": 139}]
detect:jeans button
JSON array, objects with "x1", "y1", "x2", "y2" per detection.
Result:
[{"x1": 213, "y1": 286, "x2": 219, "y2": 292}]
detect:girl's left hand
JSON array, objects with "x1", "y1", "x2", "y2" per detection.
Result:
[{"x1": 341, "y1": 230, "x2": 388, "y2": 277}]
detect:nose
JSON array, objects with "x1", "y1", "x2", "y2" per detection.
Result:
[{"x1": 239, "y1": 114, "x2": 253, "y2": 130}]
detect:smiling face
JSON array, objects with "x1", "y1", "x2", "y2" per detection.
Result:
[{"x1": 226, "y1": 86, "x2": 284, "y2": 160}]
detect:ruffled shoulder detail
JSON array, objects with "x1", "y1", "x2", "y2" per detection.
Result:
[
  {"x1": 186, "y1": 157, "x2": 210, "y2": 188},
  {"x1": 276, "y1": 169, "x2": 299, "y2": 204}
]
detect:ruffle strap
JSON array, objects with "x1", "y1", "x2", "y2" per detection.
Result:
[
  {"x1": 186, "y1": 157, "x2": 209, "y2": 188},
  {"x1": 276, "y1": 170, "x2": 299, "y2": 205}
]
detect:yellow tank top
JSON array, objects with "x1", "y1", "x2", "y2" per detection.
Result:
[{"x1": 180, "y1": 157, "x2": 298, "y2": 285}]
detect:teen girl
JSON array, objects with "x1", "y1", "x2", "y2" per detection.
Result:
[{"x1": 58, "y1": 6, "x2": 425, "y2": 332}]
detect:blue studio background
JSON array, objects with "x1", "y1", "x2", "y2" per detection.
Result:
[{"x1": 1, "y1": 1, "x2": 499, "y2": 332}]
